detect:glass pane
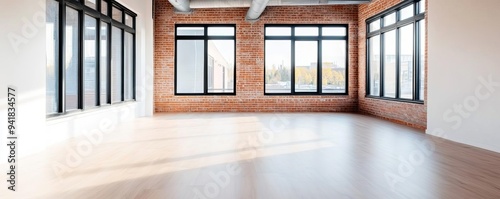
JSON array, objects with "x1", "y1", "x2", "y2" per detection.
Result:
[
  {"x1": 265, "y1": 40, "x2": 291, "y2": 93},
  {"x1": 295, "y1": 27, "x2": 319, "y2": 36},
  {"x1": 420, "y1": 0, "x2": 426, "y2": 13},
  {"x1": 84, "y1": 15, "x2": 98, "y2": 108},
  {"x1": 176, "y1": 40, "x2": 204, "y2": 93},
  {"x1": 266, "y1": 27, "x2": 291, "y2": 36},
  {"x1": 295, "y1": 41, "x2": 318, "y2": 92},
  {"x1": 65, "y1": 7, "x2": 80, "y2": 111},
  {"x1": 111, "y1": 26, "x2": 122, "y2": 102},
  {"x1": 400, "y1": 25, "x2": 414, "y2": 99},
  {"x1": 46, "y1": 0, "x2": 59, "y2": 114},
  {"x1": 85, "y1": 0, "x2": 97, "y2": 9},
  {"x1": 369, "y1": 19, "x2": 380, "y2": 32},
  {"x1": 177, "y1": 27, "x2": 204, "y2": 36},
  {"x1": 100, "y1": 22, "x2": 109, "y2": 105},
  {"x1": 384, "y1": 13, "x2": 396, "y2": 26},
  {"x1": 112, "y1": 7, "x2": 122, "y2": 22},
  {"x1": 124, "y1": 32, "x2": 134, "y2": 100},
  {"x1": 208, "y1": 27, "x2": 234, "y2": 36},
  {"x1": 208, "y1": 40, "x2": 235, "y2": 93},
  {"x1": 322, "y1": 27, "x2": 346, "y2": 36},
  {"x1": 420, "y1": 19, "x2": 426, "y2": 100},
  {"x1": 369, "y1": 36, "x2": 381, "y2": 96},
  {"x1": 101, "y1": 0, "x2": 108, "y2": 15},
  {"x1": 384, "y1": 30, "x2": 396, "y2": 98},
  {"x1": 125, "y1": 14, "x2": 133, "y2": 27},
  {"x1": 322, "y1": 40, "x2": 346, "y2": 93},
  {"x1": 400, "y1": 4, "x2": 414, "y2": 20}
]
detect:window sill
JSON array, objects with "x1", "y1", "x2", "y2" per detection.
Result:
[
  {"x1": 174, "y1": 93, "x2": 237, "y2": 96},
  {"x1": 365, "y1": 95, "x2": 424, "y2": 104},
  {"x1": 264, "y1": 93, "x2": 349, "y2": 96},
  {"x1": 46, "y1": 100, "x2": 138, "y2": 123}
]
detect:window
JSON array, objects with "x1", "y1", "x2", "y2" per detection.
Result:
[
  {"x1": 384, "y1": 13, "x2": 396, "y2": 26},
  {"x1": 368, "y1": 36, "x2": 380, "y2": 96},
  {"x1": 100, "y1": 22, "x2": 109, "y2": 105},
  {"x1": 46, "y1": 0, "x2": 59, "y2": 114},
  {"x1": 366, "y1": 0, "x2": 426, "y2": 102},
  {"x1": 111, "y1": 26, "x2": 122, "y2": 102},
  {"x1": 175, "y1": 25, "x2": 236, "y2": 95},
  {"x1": 84, "y1": 15, "x2": 98, "y2": 108},
  {"x1": 112, "y1": 6, "x2": 122, "y2": 22},
  {"x1": 419, "y1": 19, "x2": 426, "y2": 101},
  {"x1": 384, "y1": 30, "x2": 396, "y2": 98},
  {"x1": 85, "y1": 0, "x2": 97, "y2": 9},
  {"x1": 265, "y1": 25, "x2": 348, "y2": 95},
  {"x1": 65, "y1": 7, "x2": 79, "y2": 111},
  {"x1": 101, "y1": 0, "x2": 108, "y2": 15},
  {"x1": 369, "y1": 20, "x2": 380, "y2": 32},
  {"x1": 124, "y1": 32, "x2": 134, "y2": 100},
  {"x1": 45, "y1": 0, "x2": 136, "y2": 116},
  {"x1": 125, "y1": 14, "x2": 134, "y2": 27}
]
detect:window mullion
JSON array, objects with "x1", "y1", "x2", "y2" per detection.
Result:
[
  {"x1": 107, "y1": 22, "x2": 112, "y2": 104},
  {"x1": 410, "y1": 2, "x2": 416, "y2": 101},
  {"x1": 414, "y1": 21, "x2": 421, "y2": 101},
  {"x1": 96, "y1": 19, "x2": 101, "y2": 106},
  {"x1": 133, "y1": 30, "x2": 136, "y2": 100},
  {"x1": 366, "y1": 37, "x2": 370, "y2": 96},
  {"x1": 318, "y1": 27, "x2": 323, "y2": 94},
  {"x1": 121, "y1": 28, "x2": 125, "y2": 102},
  {"x1": 78, "y1": 8, "x2": 84, "y2": 110},
  {"x1": 395, "y1": 9, "x2": 401, "y2": 99},
  {"x1": 59, "y1": 1, "x2": 67, "y2": 113},
  {"x1": 291, "y1": 28, "x2": 296, "y2": 95},
  {"x1": 204, "y1": 27, "x2": 208, "y2": 94},
  {"x1": 396, "y1": 29, "x2": 401, "y2": 99},
  {"x1": 380, "y1": 15, "x2": 386, "y2": 98},
  {"x1": 380, "y1": 33, "x2": 385, "y2": 97}
]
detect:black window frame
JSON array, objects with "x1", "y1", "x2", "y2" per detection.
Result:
[
  {"x1": 47, "y1": 0, "x2": 137, "y2": 118},
  {"x1": 365, "y1": 0, "x2": 426, "y2": 104},
  {"x1": 264, "y1": 24, "x2": 349, "y2": 96},
  {"x1": 174, "y1": 24, "x2": 237, "y2": 96}
]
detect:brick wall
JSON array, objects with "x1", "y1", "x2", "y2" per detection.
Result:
[
  {"x1": 358, "y1": 0, "x2": 427, "y2": 129},
  {"x1": 154, "y1": 0, "x2": 359, "y2": 112}
]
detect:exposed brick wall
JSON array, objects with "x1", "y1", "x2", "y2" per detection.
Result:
[
  {"x1": 358, "y1": 0, "x2": 427, "y2": 129},
  {"x1": 154, "y1": 0, "x2": 359, "y2": 112},
  {"x1": 153, "y1": 0, "x2": 427, "y2": 129}
]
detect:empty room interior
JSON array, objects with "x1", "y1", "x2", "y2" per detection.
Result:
[{"x1": 2, "y1": 0, "x2": 500, "y2": 198}]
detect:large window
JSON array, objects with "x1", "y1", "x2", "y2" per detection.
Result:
[
  {"x1": 175, "y1": 25, "x2": 236, "y2": 95},
  {"x1": 264, "y1": 25, "x2": 348, "y2": 95},
  {"x1": 366, "y1": 0, "x2": 426, "y2": 102},
  {"x1": 45, "y1": 0, "x2": 136, "y2": 116}
]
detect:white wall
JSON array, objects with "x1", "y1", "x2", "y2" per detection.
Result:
[
  {"x1": 428, "y1": 0, "x2": 500, "y2": 152},
  {"x1": 0, "y1": 0, "x2": 154, "y2": 162},
  {"x1": 0, "y1": 0, "x2": 48, "y2": 161}
]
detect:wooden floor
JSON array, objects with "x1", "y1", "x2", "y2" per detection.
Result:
[{"x1": 2, "y1": 113, "x2": 500, "y2": 199}]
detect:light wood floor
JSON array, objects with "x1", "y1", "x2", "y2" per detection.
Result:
[{"x1": 2, "y1": 113, "x2": 500, "y2": 199}]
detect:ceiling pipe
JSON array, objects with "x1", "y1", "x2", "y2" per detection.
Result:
[
  {"x1": 168, "y1": 0, "x2": 192, "y2": 13},
  {"x1": 189, "y1": 0, "x2": 371, "y2": 8},
  {"x1": 190, "y1": 0, "x2": 252, "y2": 8},
  {"x1": 246, "y1": 0, "x2": 271, "y2": 22},
  {"x1": 173, "y1": 0, "x2": 371, "y2": 19}
]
